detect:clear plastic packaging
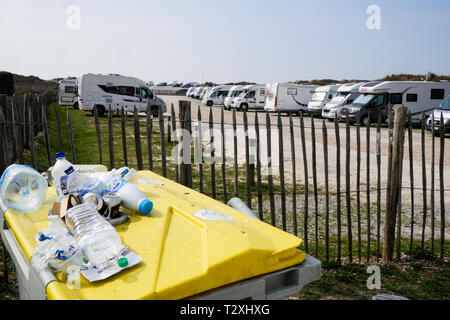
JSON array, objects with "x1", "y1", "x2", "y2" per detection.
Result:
[
  {"x1": 0, "y1": 164, "x2": 48, "y2": 214},
  {"x1": 73, "y1": 164, "x2": 108, "y2": 174},
  {"x1": 30, "y1": 216, "x2": 85, "y2": 272},
  {"x1": 65, "y1": 204, "x2": 123, "y2": 268}
]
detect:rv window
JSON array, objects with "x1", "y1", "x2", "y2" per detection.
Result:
[
  {"x1": 135, "y1": 88, "x2": 141, "y2": 97},
  {"x1": 139, "y1": 88, "x2": 148, "y2": 98},
  {"x1": 406, "y1": 94, "x2": 418, "y2": 102},
  {"x1": 390, "y1": 93, "x2": 402, "y2": 104},
  {"x1": 430, "y1": 89, "x2": 444, "y2": 100},
  {"x1": 441, "y1": 97, "x2": 450, "y2": 110},
  {"x1": 370, "y1": 94, "x2": 385, "y2": 108},
  {"x1": 246, "y1": 91, "x2": 256, "y2": 98},
  {"x1": 287, "y1": 88, "x2": 297, "y2": 95},
  {"x1": 260, "y1": 89, "x2": 265, "y2": 95},
  {"x1": 98, "y1": 85, "x2": 120, "y2": 95},
  {"x1": 64, "y1": 86, "x2": 75, "y2": 94},
  {"x1": 119, "y1": 86, "x2": 135, "y2": 96}
]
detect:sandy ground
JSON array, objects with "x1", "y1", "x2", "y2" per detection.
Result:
[{"x1": 159, "y1": 96, "x2": 450, "y2": 218}]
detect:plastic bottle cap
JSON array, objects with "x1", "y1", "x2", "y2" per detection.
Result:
[
  {"x1": 139, "y1": 199, "x2": 153, "y2": 215},
  {"x1": 64, "y1": 166, "x2": 75, "y2": 175},
  {"x1": 55, "y1": 152, "x2": 65, "y2": 159},
  {"x1": 118, "y1": 258, "x2": 128, "y2": 268}
]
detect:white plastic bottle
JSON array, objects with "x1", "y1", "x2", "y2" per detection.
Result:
[
  {"x1": 65, "y1": 204, "x2": 123, "y2": 267},
  {"x1": 51, "y1": 152, "x2": 73, "y2": 197},
  {"x1": 99, "y1": 172, "x2": 153, "y2": 215},
  {"x1": 0, "y1": 164, "x2": 48, "y2": 214}
]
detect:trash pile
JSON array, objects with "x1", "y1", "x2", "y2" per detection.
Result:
[{"x1": 0, "y1": 152, "x2": 154, "y2": 282}]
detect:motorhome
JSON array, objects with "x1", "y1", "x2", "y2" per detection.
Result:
[
  {"x1": 77, "y1": 73, "x2": 166, "y2": 117},
  {"x1": 342, "y1": 81, "x2": 450, "y2": 125},
  {"x1": 264, "y1": 83, "x2": 319, "y2": 113},
  {"x1": 307, "y1": 84, "x2": 342, "y2": 116},
  {"x1": 426, "y1": 95, "x2": 450, "y2": 134},
  {"x1": 58, "y1": 78, "x2": 78, "y2": 107},
  {"x1": 230, "y1": 85, "x2": 266, "y2": 110},
  {"x1": 186, "y1": 87, "x2": 195, "y2": 97},
  {"x1": 322, "y1": 82, "x2": 366, "y2": 120},
  {"x1": 224, "y1": 85, "x2": 245, "y2": 110},
  {"x1": 193, "y1": 87, "x2": 204, "y2": 99},
  {"x1": 200, "y1": 87, "x2": 212, "y2": 100},
  {"x1": 202, "y1": 85, "x2": 234, "y2": 106}
]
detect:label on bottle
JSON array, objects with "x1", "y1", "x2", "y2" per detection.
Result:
[
  {"x1": 104, "y1": 177, "x2": 127, "y2": 193},
  {"x1": 60, "y1": 175, "x2": 69, "y2": 195}
]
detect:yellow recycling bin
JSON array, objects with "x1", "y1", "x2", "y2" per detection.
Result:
[{"x1": 1, "y1": 170, "x2": 318, "y2": 300}]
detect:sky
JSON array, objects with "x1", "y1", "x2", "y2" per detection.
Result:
[{"x1": 0, "y1": 0, "x2": 449, "y2": 84}]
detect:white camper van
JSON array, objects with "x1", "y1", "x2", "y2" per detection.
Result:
[
  {"x1": 322, "y1": 82, "x2": 367, "y2": 120},
  {"x1": 186, "y1": 87, "x2": 195, "y2": 97},
  {"x1": 224, "y1": 86, "x2": 245, "y2": 110},
  {"x1": 193, "y1": 87, "x2": 204, "y2": 99},
  {"x1": 342, "y1": 81, "x2": 450, "y2": 125},
  {"x1": 202, "y1": 85, "x2": 233, "y2": 106},
  {"x1": 230, "y1": 85, "x2": 266, "y2": 110},
  {"x1": 58, "y1": 78, "x2": 78, "y2": 107},
  {"x1": 77, "y1": 73, "x2": 167, "y2": 117},
  {"x1": 200, "y1": 87, "x2": 212, "y2": 100},
  {"x1": 307, "y1": 84, "x2": 342, "y2": 116},
  {"x1": 264, "y1": 83, "x2": 318, "y2": 113}
]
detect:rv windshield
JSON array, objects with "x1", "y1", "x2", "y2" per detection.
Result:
[
  {"x1": 310, "y1": 92, "x2": 327, "y2": 102},
  {"x1": 330, "y1": 93, "x2": 349, "y2": 104},
  {"x1": 353, "y1": 93, "x2": 375, "y2": 105},
  {"x1": 440, "y1": 96, "x2": 450, "y2": 110},
  {"x1": 231, "y1": 90, "x2": 243, "y2": 97}
]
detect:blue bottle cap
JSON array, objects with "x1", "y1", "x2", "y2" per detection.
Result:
[
  {"x1": 139, "y1": 199, "x2": 153, "y2": 215},
  {"x1": 64, "y1": 166, "x2": 74, "y2": 175},
  {"x1": 55, "y1": 152, "x2": 65, "y2": 159}
]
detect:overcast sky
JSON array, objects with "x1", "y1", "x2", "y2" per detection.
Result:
[{"x1": 1, "y1": 0, "x2": 449, "y2": 84}]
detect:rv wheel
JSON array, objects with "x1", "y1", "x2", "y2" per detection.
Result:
[
  {"x1": 361, "y1": 116, "x2": 369, "y2": 126},
  {"x1": 73, "y1": 102, "x2": 79, "y2": 110},
  {"x1": 241, "y1": 103, "x2": 248, "y2": 111},
  {"x1": 206, "y1": 100, "x2": 213, "y2": 107},
  {"x1": 94, "y1": 105, "x2": 106, "y2": 117}
]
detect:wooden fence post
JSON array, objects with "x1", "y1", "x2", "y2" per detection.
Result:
[
  {"x1": 178, "y1": 101, "x2": 192, "y2": 187},
  {"x1": 382, "y1": 105, "x2": 407, "y2": 262}
]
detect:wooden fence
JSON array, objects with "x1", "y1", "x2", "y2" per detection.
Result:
[{"x1": 0, "y1": 93, "x2": 448, "y2": 266}]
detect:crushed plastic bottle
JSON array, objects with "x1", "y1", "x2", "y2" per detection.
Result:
[
  {"x1": 31, "y1": 215, "x2": 85, "y2": 272},
  {"x1": 0, "y1": 164, "x2": 48, "y2": 214},
  {"x1": 64, "y1": 166, "x2": 105, "y2": 198},
  {"x1": 65, "y1": 204, "x2": 123, "y2": 268},
  {"x1": 97, "y1": 171, "x2": 153, "y2": 215}
]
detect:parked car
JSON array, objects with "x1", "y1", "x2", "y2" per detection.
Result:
[
  {"x1": 426, "y1": 95, "x2": 450, "y2": 134},
  {"x1": 322, "y1": 82, "x2": 367, "y2": 121},
  {"x1": 157, "y1": 82, "x2": 167, "y2": 86}
]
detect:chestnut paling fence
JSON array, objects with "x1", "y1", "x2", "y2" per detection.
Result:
[{"x1": 0, "y1": 92, "x2": 448, "y2": 284}]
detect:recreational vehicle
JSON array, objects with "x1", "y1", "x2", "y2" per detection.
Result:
[
  {"x1": 58, "y1": 78, "x2": 78, "y2": 107},
  {"x1": 322, "y1": 82, "x2": 367, "y2": 120},
  {"x1": 202, "y1": 85, "x2": 234, "y2": 106},
  {"x1": 224, "y1": 85, "x2": 245, "y2": 110},
  {"x1": 200, "y1": 87, "x2": 212, "y2": 100},
  {"x1": 426, "y1": 95, "x2": 450, "y2": 134},
  {"x1": 342, "y1": 81, "x2": 450, "y2": 125},
  {"x1": 77, "y1": 73, "x2": 166, "y2": 117},
  {"x1": 264, "y1": 83, "x2": 319, "y2": 113},
  {"x1": 230, "y1": 85, "x2": 266, "y2": 110},
  {"x1": 186, "y1": 87, "x2": 195, "y2": 97},
  {"x1": 307, "y1": 84, "x2": 342, "y2": 116},
  {"x1": 193, "y1": 87, "x2": 204, "y2": 99}
]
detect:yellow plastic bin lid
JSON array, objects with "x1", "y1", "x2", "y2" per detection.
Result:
[{"x1": 4, "y1": 170, "x2": 306, "y2": 300}]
